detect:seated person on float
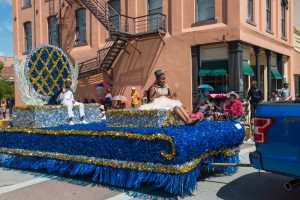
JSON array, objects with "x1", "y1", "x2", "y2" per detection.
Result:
[
  {"x1": 140, "y1": 69, "x2": 199, "y2": 126},
  {"x1": 51, "y1": 78, "x2": 88, "y2": 125}
]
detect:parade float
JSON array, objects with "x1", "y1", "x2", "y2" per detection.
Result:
[{"x1": 0, "y1": 45, "x2": 245, "y2": 197}]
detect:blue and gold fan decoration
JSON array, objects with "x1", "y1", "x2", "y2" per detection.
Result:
[{"x1": 14, "y1": 45, "x2": 78, "y2": 105}]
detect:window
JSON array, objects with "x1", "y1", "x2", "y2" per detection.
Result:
[
  {"x1": 108, "y1": 0, "x2": 120, "y2": 30},
  {"x1": 148, "y1": 0, "x2": 162, "y2": 15},
  {"x1": 23, "y1": 0, "x2": 31, "y2": 8},
  {"x1": 247, "y1": 0, "x2": 254, "y2": 22},
  {"x1": 281, "y1": 0, "x2": 288, "y2": 39},
  {"x1": 148, "y1": 0, "x2": 162, "y2": 31},
  {"x1": 24, "y1": 22, "x2": 32, "y2": 52},
  {"x1": 266, "y1": 0, "x2": 272, "y2": 31},
  {"x1": 201, "y1": 76, "x2": 228, "y2": 93},
  {"x1": 76, "y1": 9, "x2": 86, "y2": 44},
  {"x1": 196, "y1": 0, "x2": 215, "y2": 22},
  {"x1": 48, "y1": 16, "x2": 59, "y2": 46}
]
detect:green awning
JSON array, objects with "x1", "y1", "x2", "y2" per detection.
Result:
[
  {"x1": 199, "y1": 60, "x2": 228, "y2": 76},
  {"x1": 271, "y1": 66, "x2": 283, "y2": 79},
  {"x1": 243, "y1": 61, "x2": 255, "y2": 76}
]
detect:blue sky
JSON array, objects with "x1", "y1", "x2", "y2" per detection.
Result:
[{"x1": 0, "y1": 0, "x2": 13, "y2": 57}]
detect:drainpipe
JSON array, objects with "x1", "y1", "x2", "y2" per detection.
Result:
[
  {"x1": 59, "y1": 0, "x2": 62, "y2": 48},
  {"x1": 33, "y1": 0, "x2": 37, "y2": 47}
]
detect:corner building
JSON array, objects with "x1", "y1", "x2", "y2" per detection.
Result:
[{"x1": 13, "y1": 0, "x2": 296, "y2": 109}]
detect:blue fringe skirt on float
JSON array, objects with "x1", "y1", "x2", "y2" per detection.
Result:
[{"x1": 0, "y1": 121, "x2": 244, "y2": 197}]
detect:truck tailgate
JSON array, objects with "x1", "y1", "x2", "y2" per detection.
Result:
[{"x1": 255, "y1": 101, "x2": 300, "y2": 177}]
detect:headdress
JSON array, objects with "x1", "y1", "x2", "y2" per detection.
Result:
[{"x1": 65, "y1": 78, "x2": 72, "y2": 82}]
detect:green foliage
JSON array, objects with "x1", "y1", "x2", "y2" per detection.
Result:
[
  {"x1": 0, "y1": 61, "x2": 4, "y2": 72},
  {"x1": 0, "y1": 79, "x2": 14, "y2": 100}
]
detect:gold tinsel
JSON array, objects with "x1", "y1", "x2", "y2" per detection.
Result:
[
  {"x1": 1, "y1": 128, "x2": 176, "y2": 160},
  {"x1": 163, "y1": 112, "x2": 181, "y2": 127},
  {"x1": 106, "y1": 110, "x2": 160, "y2": 115},
  {"x1": 13, "y1": 104, "x2": 100, "y2": 111},
  {"x1": 0, "y1": 147, "x2": 239, "y2": 174},
  {"x1": 28, "y1": 47, "x2": 70, "y2": 96}
]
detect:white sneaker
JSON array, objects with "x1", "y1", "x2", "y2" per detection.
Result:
[
  {"x1": 69, "y1": 121, "x2": 74, "y2": 125},
  {"x1": 80, "y1": 120, "x2": 88, "y2": 124}
]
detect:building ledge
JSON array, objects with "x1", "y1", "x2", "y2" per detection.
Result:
[
  {"x1": 281, "y1": 36, "x2": 288, "y2": 41},
  {"x1": 191, "y1": 19, "x2": 217, "y2": 27},
  {"x1": 74, "y1": 42, "x2": 88, "y2": 48},
  {"x1": 21, "y1": 4, "x2": 32, "y2": 10},
  {"x1": 246, "y1": 19, "x2": 256, "y2": 27},
  {"x1": 240, "y1": 25, "x2": 293, "y2": 55},
  {"x1": 23, "y1": 51, "x2": 29, "y2": 55},
  {"x1": 266, "y1": 29, "x2": 274, "y2": 35}
]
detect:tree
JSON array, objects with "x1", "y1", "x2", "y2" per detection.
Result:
[
  {"x1": 0, "y1": 79, "x2": 14, "y2": 100},
  {"x1": 0, "y1": 61, "x2": 4, "y2": 72}
]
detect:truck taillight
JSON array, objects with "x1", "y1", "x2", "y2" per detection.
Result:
[{"x1": 254, "y1": 118, "x2": 273, "y2": 144}]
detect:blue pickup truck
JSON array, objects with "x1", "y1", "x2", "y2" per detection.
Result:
[{"x1": 249, "y1": 101, "x2": 300, "y2": 190}]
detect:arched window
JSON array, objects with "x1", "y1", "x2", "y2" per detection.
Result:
[
  {"x1": 281, "y1": 0, "x2": 288, "y2": 39},
  {"x1": 196, "y1": 0, "x2": 215, "y2": 22},
  {"x1": 76, "y1": 9, "x2": 86, "y2": 44},
  {"x1": 48, "y1": 16, "x2": 59, "y2": 46},
  {"x1": 24, "y1": 22, "x2": 32, "y2": 52}
]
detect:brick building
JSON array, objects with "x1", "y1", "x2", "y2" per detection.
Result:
[
  {"x1": 0, "y1": 56, "x2": 14, "y2": 82},
  {"x1": 13, "y1": 0, "x2": 297, "y2": 108}
]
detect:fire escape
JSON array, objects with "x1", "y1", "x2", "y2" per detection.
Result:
[{"x1": 74, "y1": 0, "x2": 167, "y2": 78}]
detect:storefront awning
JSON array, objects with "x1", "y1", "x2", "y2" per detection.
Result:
[
  {"x1": 199, "y1": 60, "x2": 228, "y2": 76},
  {"x1": 271, "y1": 66, "x2": 283, "y2": 79},
  {"x1": 243, "y1": 61, "x2": 255, "y2": 76}
]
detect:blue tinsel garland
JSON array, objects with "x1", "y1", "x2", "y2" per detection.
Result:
[
  {"x1": 0, "y1": 121, "x2": 244, "y2": 196},
  {"x1": 0, "y1": 122, "x2": 244, "y2": 165},
  {"x1": 0, "y1": 153, "x2": 239, "y2": 197}
]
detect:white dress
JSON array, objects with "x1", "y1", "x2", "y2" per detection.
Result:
[{"x1": 139, "y1": 85, "x2": 182, "y2": 111}]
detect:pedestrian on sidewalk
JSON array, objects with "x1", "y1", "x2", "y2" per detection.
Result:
[
  {"x1": 131, "y1": 87, "x2": 140, "y2": 108},
  {"x1": 247, "y1": 81, "x2": 263, "y2": 120},
  {"x1": 0, "y1": 99, "x2": 6, "y2": 119},
  {"x1": 278, "y1": 83, "x2": 292, "y2": 100}
]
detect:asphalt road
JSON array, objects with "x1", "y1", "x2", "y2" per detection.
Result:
[{"x1": 0, "y1": 143, "x2": 299, "y2": 200}]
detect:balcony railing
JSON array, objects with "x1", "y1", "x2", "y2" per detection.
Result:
[{"x1": 109, "y1": 13, "x2": 167, "y2": 36}]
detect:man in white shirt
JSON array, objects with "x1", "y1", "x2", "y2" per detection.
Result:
[
  {"x1": 278, "y1": 83, "x2": 293, "y2": 100},
  {"x1": 58, "y1": 79, "x2": 87, "y2": 125}
]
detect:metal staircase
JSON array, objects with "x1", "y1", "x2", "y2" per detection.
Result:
[
  {"x1": 74, "y1": 0, "x2": 167, "y2": 78},
  {"x1": 76, "y1": 0, "x2": 119, "y2": 33}
]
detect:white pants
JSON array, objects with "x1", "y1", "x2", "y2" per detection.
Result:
[{"x1": 62, "y1": 100, "x2": 85, "y2": 119}]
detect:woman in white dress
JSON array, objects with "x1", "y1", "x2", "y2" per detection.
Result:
[{"x1": 140, "y1": 70, "x2": 199, "y2": 126}]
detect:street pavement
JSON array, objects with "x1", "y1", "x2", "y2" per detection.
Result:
[{"x1": 0, "y1": 143, "x2": 300, "y2": 200}]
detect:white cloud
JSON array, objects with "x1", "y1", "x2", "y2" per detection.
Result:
[{"x1": 0, "y1": 52, "x2": 4, "y2": 56}]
